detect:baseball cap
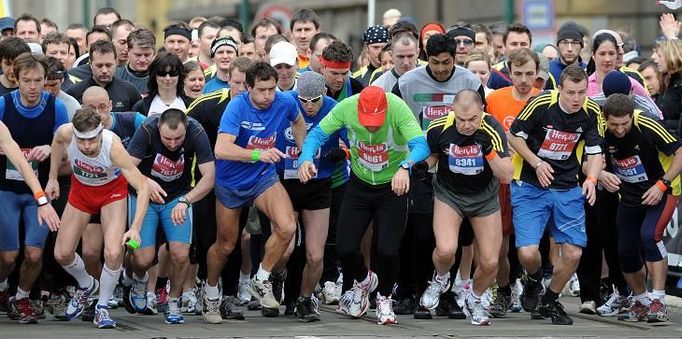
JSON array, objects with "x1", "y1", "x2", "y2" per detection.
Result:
[
  {"x1": 358, "y1": 86, "x2": 388, "y2": 127},
  {"x1": 602, "y1": 71, "x2": 632, "y2": 96},
  {"x1": 269, "y1": 41, "x2": 297, "y2": 67},
  {"x1": 0, "y1": 17, "x2": 14, "y2": 31}
]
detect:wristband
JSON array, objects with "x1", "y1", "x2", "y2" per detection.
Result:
[
  {"x1": 34, "y1": 191, "x2": 48, "y2": 206},
  {"x1": 484, "y1": 151, "x2": 497, "y2": 161},
  {"x1": 655, "y1": 180, "x2": 668, "y2": 192},
  {"x1": 126, "y1": 239, "x2": 140, "y2": 250},
  {"x1": 586, "y1": 175, "x2": 598, "y2": 186},
  {"x1": 251, "y1": 149, "x2": 261, "y2": 162}
]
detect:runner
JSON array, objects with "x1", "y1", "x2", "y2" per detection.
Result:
[
  {"x1": 48, "y1": 107, "x2": 150, "y2": 329},
  {"x1": 599, "y1": 94, "x2": 682, "y2": 323},
  {"x1": 201, "y1": 61, "x2": 307, "y2": 323},
  {"x1": 123, "y1": 109, "x2": 214, "y2": 325},
  {"x1": 0, "y1": 52, "x2": 68, "y2": 324},
  {"x1": 420, "y1": 89, "x2": 512, "y2": 325},
  {"x1": 275, "y1": 71, "x2": 346, "y2": 322},
  {"x1": 298, "y1": 85, "x2": 429, "y2": 325},
  {"x1": 508, "y1": 64, "x2": 602, "y2": 325}
]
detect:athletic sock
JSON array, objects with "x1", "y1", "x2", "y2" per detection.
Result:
[
  {"x1": 542, "y1": 288, "x2": 559, "y2": 304},
  {"x1": 239, "y1": 271, "x2": 250, "y2": 283},
  {"x1": 15, "y1": 287, "x2": 29, "y2": 300},
  {"x1": 133, "y1": 272, "x2": 149, "y2": 282},
  {"x1": 498, "y1": 284, "x2": 512, "y2": 297},
  {"x1": 528, "y1": 269, "x2": 542, "y2": 283},
  {"x1": 61, "y1": 254, "x2": 94, "y2": 288},
  {"x1": 121, "y1": 268, "x2": 133, "y2": 287},
  {"x1": 651, "y1": 289, "x2": 666, "y2": 303},
  {"x1": 97, "y1": 265, "x2": 122, "y2": 307},
  {"x1": 255, "y1": 263, "x2": 270, "y2": 281},
  {"x1": 634, "y1": 292, "x2": 652, "y2": 307},
  {"x1": 204, "y1": 283, "x2": 220, "y2": 299},
  {"x1": 156, "y1": 276, "x2": 169, "y2": 291}
]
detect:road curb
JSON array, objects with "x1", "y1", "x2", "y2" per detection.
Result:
[{"x1": 667, "y1": 294, "x2": 682, "y2": 309}]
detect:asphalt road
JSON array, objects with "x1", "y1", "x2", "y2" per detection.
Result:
[{"x1": 1, "y1": 296, "x2": 680, "y2": 338}]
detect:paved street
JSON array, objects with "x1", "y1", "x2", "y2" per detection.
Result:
[{"x1": 1, "y1": 296, "x2": 681, "y2": 338}]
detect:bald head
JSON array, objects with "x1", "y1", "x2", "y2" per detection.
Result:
[
  {"x1": 82, "y1": 86, "x2": 113, "y2": 124},
  {"x1": 453, "y1": 89, "x2": 483, "y2": 111}
]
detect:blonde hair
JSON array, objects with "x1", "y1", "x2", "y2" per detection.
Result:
[
  {"x1": 658, "y1": 39, "x2": 682, "y2": 75},
  {"x1": 463, "y1": 50, "x2": 490, "y2": 69}
]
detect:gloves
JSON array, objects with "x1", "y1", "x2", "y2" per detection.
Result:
[
  {"x1": 411, "y1": 160, "x2": 430, "y2": 181},
  {"x1": 324, "y1": 148, "x2": 349, "y2": 163}
]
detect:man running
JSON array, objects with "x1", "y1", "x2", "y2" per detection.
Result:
[
  {"x1": 508, "y1": 64, "x2": 602, "y2": 325},
  {"x1": 48, "y1": 107, "x2": 150, "y2": 329},
  {"x1": 123, "y1": 108, "x2": 214, "y2": 324},
  {"x1": 201, "y1": 61, "x2": 307, "y2": 323},
  {"x1": 419, "y1": 90, "x2": 513, "y2": 325},
  {"x1": 599, "y1": 94, "x2": 682, "y2": 323},
  {"x1": 298, "y1": 86, "x2": 429, "y2": 325}
]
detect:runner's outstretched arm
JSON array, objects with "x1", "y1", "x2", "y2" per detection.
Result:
[{"x1": 46, "y1": 124, "x2": 73, "y2": 200}]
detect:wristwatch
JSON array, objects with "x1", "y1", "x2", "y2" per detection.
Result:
[
  {"x1": 661, "y1": 178, "x2": 672, "y2": 189},
  {"x1": 178, "y1": 195, "x2": 191, "y2": 207},
  {"x1": 400, "y1": 162, "x2": 412, "y2": 173}
]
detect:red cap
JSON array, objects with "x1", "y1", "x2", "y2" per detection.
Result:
[{"x1": 358, "y1": 86, "x2": 387, "y2": 127}]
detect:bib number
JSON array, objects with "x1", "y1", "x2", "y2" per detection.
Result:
[
  {"x1": 357, "y1": 141, "x2": 389, "y2": 172},
  {"x1": 537, "y1": 129, "x2": 580, "y2": 160},
  {"x1": 448, "y1": 144, "x2": 484, "y2": 175}
]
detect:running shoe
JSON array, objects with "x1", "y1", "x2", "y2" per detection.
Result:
[
  {"x1": 201, "y1": 292, "x2": 222, "y2": 324},
  {"x1": 434, "y1": 291, "x2": 466, "y2": 319},
  {"x1": 296, "y1": 296, "x2": 320, "y2": 322},
  {"x1": 420, "y1": 272, "x2": 451, "y2": 310},
  {"x1": 509, "y1": 279, "x2": 523, "y2": 313},
  {"x1": 66, "y1": 278, "x2": 99, "y2": 320},
  {"x1": 538, "y1": 299, "x2": 573, "y2": 325},
  {"x1": 130, "y1": 277, "x2": 148, "y2": 313},
  {"x1": 618, "y1": 300, "x2": 649, "y2": 322},
  {"x1": 336, "y1": 289, "x2": 354, "y2": 316},
  {"x1": 9, "y1": 297, "x2": 38, "y2": 324},
  {"x1": 93, "y1": 304, "x2": 116, "y2": 329},
  {"x1": 237, "y1": 280, "x2": 251, "y2": 305},
  {"x1": 647, "y1": 299, "x2": 669, "y2": 323},
  {"x1": 270, "y1": 268, "x2": 287, "y2": 304},
  {"x1": 220, "y1": 298, "x2": 245, "y2": 320},
  {"x1": 323, "y1": 281, "x2": 341, "y2": 305},
  {"x1": 144, "y1": 292, "x2": 158, "y2": 315},
  {"x1": 0, "y1": 289, "x2": 9, "y2": 313},
  {"x1": 579, "y1": 300, "x2": 596, "y2": 314},
  {"x1": 375, "y1": 293, "x2": 397, "y2": 325},
  {"x1": 488, "y1": 292, "x2": 510, "y2": 318},
  {"x1": 47, "y1": 293, "x2": 69, "y2": 321},
  {"x1": 164, "y1": 298, "x2": 184, "y2": 324},
  {"x1": 597, "y1": 292, "x2": 628, "y2": 317},
  {"x1": 463, "y1": 295, "x2": 490, "y2": 326},
  {"x1": 181, "y1": 289, "x2": 197, "y2": 314},
  {"x1": 248, "y1": 276, "x2": 280, "y2": 309}
]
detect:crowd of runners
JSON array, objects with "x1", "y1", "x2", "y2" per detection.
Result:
[{"x1": 0, "y1": 4, "x2": 681, "y2": 330}]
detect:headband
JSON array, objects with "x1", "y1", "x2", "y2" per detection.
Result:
[
  {"x1": 73, "y1": 123, "x2": 103, "y2": 139},
  {"x1": 211, "y1": 37, "x2": 239, "y2": 58},
  {"x1": 319, "y1": 56, "x2": 352, "y2": 69},
  {"x1": 164, "y1": 27, "x2": 191, "y2": 41}
]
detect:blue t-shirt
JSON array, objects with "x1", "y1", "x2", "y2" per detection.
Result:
[
  {"x1": 275, "y1": 92, "x2": 346, "y2": 180},
  {"x1": 216, "y1": 91, "x2": 300, "y2": 189},
  {"x1": 203, "y1": 77, "x2": 230, "y2": 94},
  {"x1": 0, "y1": 90, "x2": 69, "y2": 132}
]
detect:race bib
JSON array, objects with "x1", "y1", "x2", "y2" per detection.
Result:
[
  {"x1": 357, "y1": 141, "x2": 389, "y2": 172},
  {"x1": 537, "y1": 129, "x2": 580, "y2": 160},
  {"x1": 448, "y1": 144, "x2": 484, "y2": 175},
  {"x1": 73, "y1": 159, "x2": 108, "y2": 181},
  {"x1": 612, "y1": 155, "x2": 648, "y2": 183},
  {"x1": 423, "y1": 106, "x2": 450, "y2": 121},
  {"x1": 245, "y1": 134, "x2": 276, "y2": 163},
  {"x1": 5, "y1": 148, "x2": 38, "y2": 181},
  {"x1": 151, "y1": 153, "x2": 185, "y2": 182},
  {"x1": 283, "y1": 146, "x2": 320, "y2": 180}
]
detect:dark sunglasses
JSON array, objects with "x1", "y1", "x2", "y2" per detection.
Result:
[
  {"x1": 157, "y1": 70, "x2": 180, "y2": 77},
  {"x1": 298, "y1": 95, "x2": 323, "y2": 104}
]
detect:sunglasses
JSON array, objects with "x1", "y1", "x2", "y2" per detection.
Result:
[
  {"x1": 157, "y1": 70, "x2": 180, "y2": 77},
  {"x1": 454, "y1": 39, "x2": 474, "y2": 46},
  {"x1": 299, "y1": 95, "x2": 323, "y2": 104}
]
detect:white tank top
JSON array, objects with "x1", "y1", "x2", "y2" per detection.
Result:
[{"x1": 67, "y1": 129, "x2": 122, "y2": 186}]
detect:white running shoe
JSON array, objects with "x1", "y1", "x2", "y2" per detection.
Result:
[
  {"x1": 237, "y1": 280, "x2": 251, "y2": 305},
  {"x1": 323, "y1": 281, "x2": 341, "y2": 305},
  {"x1": 597, "y1": 292, "x2": 628, "y2": 317},
  {"x1": 419, "y1": 272, "x2": 451, "y2": 310},
  {"x1": 375, "y1": 293, "x2": 397, "y2": 325}
]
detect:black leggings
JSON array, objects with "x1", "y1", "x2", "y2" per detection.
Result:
[{"x1": 337, "y1": 175, "x2": 408, "y2": 297}]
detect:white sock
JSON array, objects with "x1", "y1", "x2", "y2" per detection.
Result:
[
  {"x1": 466, "y1": 291, "x2": 482, "y2": 303},
  {"x1": 205, "y1": 283, "x2": 220, "y2": 299},
  {"x1": 255, "y1": 264, "x2": 270, "y2": 281},
  {"x1": 121, "y1": 268, "x2": 133, "y2": 287},
  {"x1": 0, "y1": 279, "x2": 7, "y2": 291},
  {"x1": 634, "y1": 292, "x2": 652, "y2": 307},
  {"x1": 97, "y1": 265, "x2": 121, "y2": 307},
  {"x1": 15, "y1": 287, "x2": 29, "y2": 300},
  {"x1": 239, "y1": 271, "x2": 250, "y2": 283},
  {"x1": 133, "y1": 272, "x2": 149, "y2": 282},
  {"x1": 435, "y1": 272, "x2": 450, "y2": 284},
  {"x1": 651, "y1": 289, "x2": 666, "y2": 303},
  {"x1": 61, "y1": 254, "x2": 94, "y2": 288}
]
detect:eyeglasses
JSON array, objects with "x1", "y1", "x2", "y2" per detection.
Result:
[
  {"x1": 298, "y1": 95, "x2": 323, "y2": 104},
  {"x1": 157, "y1": 70, "x2": 180, "y2": 77},
  {"x1": 454, "y1": 39, "x2": 474, "y2": 46}
]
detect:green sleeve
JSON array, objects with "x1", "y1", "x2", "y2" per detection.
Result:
[{"x1": 318, "y1": 98, "x2": 350, "y2": 135}]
